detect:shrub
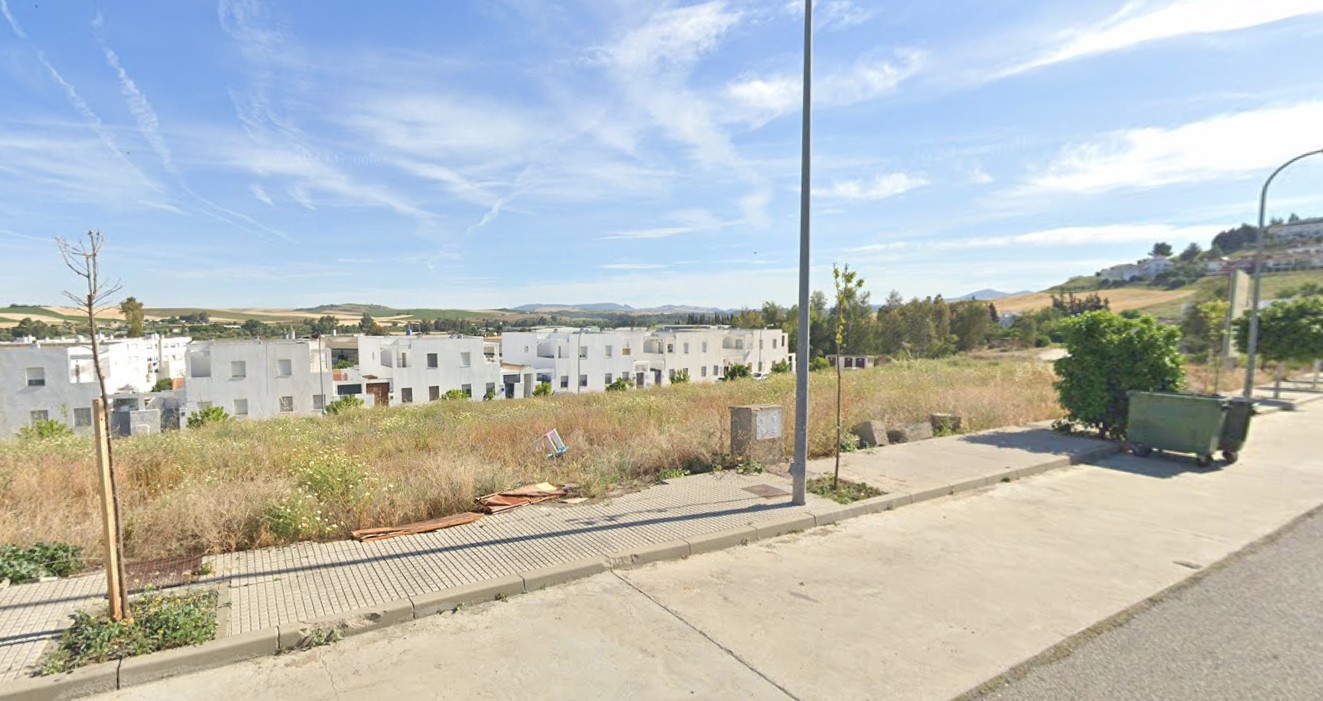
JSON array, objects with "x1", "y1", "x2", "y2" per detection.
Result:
[
  {"x1": 263, "y1": 494, "x2": 337, "y2": 541},
  {"x1": 185, "y1": 406, "x2": 229, "y2": 429},
  {"x1": 670, "y1": 369, "x2": 690, "y2": 384},
  {"x1": 332, "y1": 359, "x2": 355, "y2": 370},
  {"x1": 39, "y1": 589, "x2": 218, "y2": 675},
  {"x1": 809, "y1": 356, "x2": 830, "y2": 372},
  {"x1": 0, "y1": 542, "x2": 82, "y2": 584},
  {"x1": 725, "y1": 363, "x2": 751, "y2": 380},
  {"x1": 770, "y1": 359, "x2": 791, "y2": 374},
  {"x1": 325, "y1": 395, "x2": 364, "y2": 415},
  {"x1": 1054, "y1": 311, "x2": 1184, "y2": 439},
  {"x1": 1233, "y1": 296, "x2": 1323, "y2": 364},
  {"x1": 151, "y1": 377, "x2": 175, "y2": 392},
  {"x1": 532, "y1": 382, "x2": 552, "y2": 397},
  {"x1": 18, "y1": 419, "x2": 73, "y2": 440},
  {"x1": 806, "y1": 476, "x2": 883, "y2": 504},
  {"x1": 606, "y1": 377, "x2": 632, "y2": 392},
  {"x1": 483, "y1": 389, "x2": 496, "y2": 401},
  {"x1": 443, "y1": 389, "x2": 469, "y2": 400}
]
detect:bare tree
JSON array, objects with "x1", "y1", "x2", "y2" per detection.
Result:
[{"x1": 57, "y1": 230, "x2": 131, "y2": 620}]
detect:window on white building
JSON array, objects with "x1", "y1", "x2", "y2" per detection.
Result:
[
  {"x1": 605, "y1": 345, "x2": 613, "y2": 358},
  {"x1": 605, "y1": 373, "x2": 613, "y2": 385},
  {"x1": 313, "y1": 395, "x2": 325, "y2": 412},
  {"x1": 713, "y1": 365, "x2": 719, "y2": 376},
  {"x1": 279, "y1": 396, "x2": 293, "y2": 412},
  {"x1": 772, "y1": 338, "x2": 778, "y2": 349},
  {"x1": 277, "y1": 359, "x2": 292, "y2": 377},
  {"x1": 579, "y1": 374, "x2": 588, "y2": 387},
  {"x1": 560, "y1": 375, "x2": 569, "y2": 389},
  {"x1": 400, "y1": 352, "x2": 409, "y2": 368},
  {"x1": 701, "y1": 366, "x2": 708, "y2": 377},
  {"x1": 427, "y1": 353, "x2": 438, "y2": 368},
  {"x1": 759, "y1": 339, "x2": 764, "y2": 350},
  {"x1": 29, "y1": 410, "x2": 48, "y2": 424},
  {"x1": 667, "y1": 343, "x2": 674, "y2": 353},
  {"x1": 74, "y1": 407, "x2": 92, "y2": 427},
  {"x1": 460, "y1": 352, "x2": 472, "y2": 368},
  {"x1": 683, "y1": 342, "x2": 689, "y2": 354},
  {"x1": 578, "y1": 346, "x2": 588, "y2": 359},
  {"x1": 702, "y1": 341, "x2": 708, "y2": 353},
  {"x1": 461, "y1": 384, "x2": 472, "y2": 397},
  {"x1": 485, "y1": 382, "x2": 496, "y2": 398},
  {"x1": 231, "y1": 361, "x2": 246, "y2": 379},
  {"x1": 234, "y1": 399, "x2": 249, "y2": 416},
  {"x1": 622, "y1": 345, "x2": 631, "y2": 356},
  {"x1": 25, "y1": 367, "x2": 45, "y2": 387},
  {"x1": 429, "y1": 386, "x2": 440, "y2": 401},
  {"x1": 401, "y1": 388, "x2": 413, "y2": 403}
]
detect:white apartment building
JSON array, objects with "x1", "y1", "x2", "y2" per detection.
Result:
[
  {"x1": 0, "y1": 334, "x2": 190, "y2": 436},
  {"x1": 501, "y1": 326, "x2": 791, "y2": 393},
  {"x1": 1098, "y1": 256, "x2": 1173, "y2": 283},
  {"x1": 1272, "y1": 218, "x2": 1323, "y2": 242},
  {"x1": 183, "y1": 339, "x2": 333, "y2": 421},
  {"x1": 327, "y1": 334, "x2": 521, "y2": 405}
]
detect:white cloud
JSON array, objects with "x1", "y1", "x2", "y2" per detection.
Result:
[
  {"x1": 594, "y1": 1, "x2": 741, "y2": 72},
  {"x1": 845, "y1": 241, "x2": 909, "y2": 253},
  {"x1": 780, "y1": 0, "x2": 876, "y2": 31},
  {"x1": 0, "y1": 0, "x2": 24, "y2": 38},
  {"x1": 600, "y1": 263, "x2": 668, "y2": 270},
  {"x1": 286, "y1": 185, "x2": 315, "y2": 210},
  {"x1": 814, "y1": 172, "x2": 929, "y2": 201},
  {"x1": 600, "y1": 226, "x2": 694, "y2": 241},
  {"x1": 968, "y1": 165, "x2": 994, "y2": 185},
  {"x1": 1009, "y1": 0, "x2": 1323, "y2": 75},
  {"x1": 727, "y1": 50, "x2": 924, "y2": 124},
  {"x1": 934, "y1": 223, "x2": 1220, "y2": 250},
  {"x1": 250, "y1": 183, "x2": 274, "y2": 206},
  {"x1": 1027, "y1": 101, "x2": 1323, "y2": 194}
]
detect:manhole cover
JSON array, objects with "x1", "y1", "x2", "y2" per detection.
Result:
[{"x1": 744, "y1": 484, "x2": 790, "y2": 498}]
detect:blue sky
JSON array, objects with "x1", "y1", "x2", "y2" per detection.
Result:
[{"x1": 2, "y1": 0, "x2": 1322, "y2": 310}]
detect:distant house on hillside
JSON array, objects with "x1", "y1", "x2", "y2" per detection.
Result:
[
  {"x1": 1271, "y1": 217, "x2": 1323, "y2": 243},
  {"x1": 827, "y1": 355, "x2": 887, "y2": 370},
  {"x1": 1097, "y1": 256, "x2": 1172, "y2": 283}
]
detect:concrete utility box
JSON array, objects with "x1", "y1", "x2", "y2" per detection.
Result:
[
  {"x1": 853, "y1": 420, "x2": 889, "y2": 448},
  {"x1": 127, "y1": 409, "x2": 161, "y2": 436},
  {"x1": 731, "y1": 404, "x2": 785, "y2": 465}
]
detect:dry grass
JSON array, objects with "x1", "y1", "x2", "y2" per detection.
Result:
[
  {"x1": 994, "y1": 287, "x2": 1194, "y2": 314},
  {"x1": 0, "y1": 358, "x2": 1061, "y2": 563}
]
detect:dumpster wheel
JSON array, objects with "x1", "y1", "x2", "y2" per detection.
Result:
[
  {"x1": 1196, "y1": 454, "x2": 1213, "y2": 468},
  {"x1": 1222, "y1": 450, "x2": 1238, "y2": 465},
  {"x1": 1132, "y1": 444, "x2": 1153, "y2": 457}
]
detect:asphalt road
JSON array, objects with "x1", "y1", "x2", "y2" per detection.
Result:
[{"x1": 976, "y1": 507, "x2": 1323, "y2": 701}]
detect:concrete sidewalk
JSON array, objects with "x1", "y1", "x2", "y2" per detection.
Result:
[
  {"x1": 1, "y1": 415, "x2": 1120, "y2": 687},
  {"x1": 86, "y1": 400, "x2": 1323, "y2": 701}
]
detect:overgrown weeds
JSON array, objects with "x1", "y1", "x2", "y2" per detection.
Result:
[
  {"x1": 38, "y1": 589, "x2": 218, "y2": 675},
  {"x1": 0, "y1": 359, "x2": 1059, "y2": 562},
  {"x1": 0, "y1": 543, "x2": 82, "y2": 585},
  {"x1": 807, "y1": 476, "x2": 885, "y2": 504}
]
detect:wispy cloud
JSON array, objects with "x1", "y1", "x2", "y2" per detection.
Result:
[
  {"x1": 779, "y1": 0, "x2": 876, "y2": 31},
  {"x1": 933, "y1": 223, "x2": 1220, "y2": 249},
  {"x1": 968, "y1": 164, "x2": 994, "y2": 185},
  {"x1": 727, "y1": 49, "x2": 924, "y2": 125},
  {"x1": 845, "y1": 241, "x2": 909, "y2": 253},
  {"x1": 0, "y1": 0, "x2": 24, "y2": 38},
  {"x1": 814, "y1": 173, "x2": 929, "y2": 201},
  {"x1": 1006, "y1": 0, "x2": 1323, "y2": 75},
  {"x1": 1024, "y1": 101, "x2": 1323, "y2": 195},
  {"x1": 600, "y1": 262, "x2": 668, "y2": 270},
  {"x1": 250, "y1": 183, "x2": 274, "y2": 206},
  {"x1": 600, "y1": 226, "x2": 694, "y2": 241}
]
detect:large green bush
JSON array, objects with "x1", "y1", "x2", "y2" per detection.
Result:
[
  {"x1": 185, "y1": 406, "x2": 229, "y2": 429},
  {"x1": 1054, "y1": 311, "x2": 1184, "y2": 439},
  {"x1": 18, "y1": 419, "x2": 73, "y2": 440},
  {"x1": 1234, "y1": 296, "x2": 1323, "y2": 364},
  {"x1": 324, "y1": 395, "x2": 364, "y2": 415}
]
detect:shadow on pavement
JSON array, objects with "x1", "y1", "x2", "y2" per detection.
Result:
[
  {"x1": 957, "y1": 428, "x2": 1110, "y2": 456},
  {"x1": 1085, "y1": 450, "x2": 1219, "y2": 479}
]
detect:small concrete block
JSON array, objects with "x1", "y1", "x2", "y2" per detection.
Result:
[
  {"x1": 685, "y1": 526, "x2": 758, "y2": 555},
  {"x1": 851, "y1": 420, "x2": 889, "y2": 448},
  {"x1": 303, "y1": 599, "x2": 415, "y2": 638},
  {"x1": 0, "y1": 660, "x2": 119, "y2": 701},
  {"x1": 909, "y1": 485, "x2": 956, "y2": 504},
  {"x1": 520, "y1": 558, "x2": 607, "y2": 591},
  {"x1": 856, "y1": 492, "x2": 912, "y2": 514},
  {"x1": 607, "y1": 540, "x2": 691, "y2": 568},
  {"x1": 118, "y1": 628, "x2": 279, "y2": 687},
  {"x1": 753, "y1": 514, "x2": 816, "y2": 540},
  {"x1": 949, "y1": 476, "x2": 991, "y2": 494},
  {"x1": 906, "y1": 422, "x2": 935, "y2": 441},
  {"x1": 410, "y1": 575, "x2": 526, "y2": 617},
  {"x1": 886, "y1": 427, "x2": 909, "y2": 444},
  {"x1": 930, "y1": 413, "x2": 962, "y2": 433}
]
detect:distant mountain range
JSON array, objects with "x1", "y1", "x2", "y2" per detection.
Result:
[
  {"x1": 953, "y1": 289, "x2": 1032, "y2": 301},
  {"x1": 509, "y1": 303, "x2": 730, "y2": 315}
]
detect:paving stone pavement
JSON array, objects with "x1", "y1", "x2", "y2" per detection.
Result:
[{"x1": 0, "y1": 471, "x2": 831, "y2": 682}]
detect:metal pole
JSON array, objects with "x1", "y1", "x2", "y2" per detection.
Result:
[
  {"x1": 1243, "y1": 148, "x2": 1323, "y2": 398},
  {"x1": 791, "y1": 0, "x2": 812, "y2": 506}
]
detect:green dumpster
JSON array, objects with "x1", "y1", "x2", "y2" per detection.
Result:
[
  {"x1": 1126, "y1": 391, "x2": 1234, "y2": 467},
  {"x1": 1218, "y1": 397, "x2": 1255, "y2": 463}
]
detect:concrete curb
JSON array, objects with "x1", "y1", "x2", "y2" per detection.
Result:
[{"x1": 0, "y1": 435, "x2": 1140, "y2": 701}]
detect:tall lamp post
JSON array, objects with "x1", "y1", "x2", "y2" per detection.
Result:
[
  {"x1": 791, "y1": 0, "x2": 812, "y2": 506},
  {"x1": 1242, "y1": 148, "x2": 1323, "y2": 398}
]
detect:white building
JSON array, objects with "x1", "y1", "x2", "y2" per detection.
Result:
[
  {"x1": 182, "y1": 339, "x2": 333, "y2": 422},
  {"x1": 0, "y1": 334, "x2": 190, "y2": 436},
  {"x1": 500, "y1": 326, "x2": 791, "y2": 393},
  {"x1": 1271, "y1": 218, "x2": 1323, "y2": 242},
  {"x1": 326, "y1": 334, "x2": 520, "y2": 405},
  {"x1": 1098, "y1": 256, "x2": 1173, "y2": 283}
]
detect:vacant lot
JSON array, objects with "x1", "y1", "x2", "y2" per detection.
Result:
[
  {"x1": 994, "y1": 287, "x2": 1194, "y2": 315},
  {"x1": 0, "y1": 358, "x2": 1060, "y2": 563}
]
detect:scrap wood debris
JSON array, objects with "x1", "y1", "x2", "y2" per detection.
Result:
[
  {"x1": 351, "y1": 511, "x2": 484, "y2": 542},
  {"x1": 475, "y1": 482, "x2": 568, "y2": 513}
]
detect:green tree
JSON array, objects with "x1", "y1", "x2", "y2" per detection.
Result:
[
  {"x1": 950, "y1": 301, "x2": 997, "y2": 352},
  {"x1": 18, "y1": 418, "x2": 73, "y2": 440},
  {"x1": 670, "y1": 368, "x2": 690, "y2": 384},
  {"x1": 760, "y1": 301, "x2": 787, "y2": 328},
  {"x1": 151, "y1": 377, "x2": 175, "y2": 392},
  {"x1": 325, "y1": 395, "x2": 365, "y2": 414},
  {"x1": 731, "y1": 308, "x2": 765, "y2": 329},
  {"x1": 831, "y1": 264, "x2": 865, "y2": 489},
  {"x1": 1179, "y1": 300, "x2": 1230, "y2": 361},
  {"x1": 1177, "y1": 243, "x2": 1203, "y2": 262},
  {"x1": 605, "y1": 377, "x2": 631, "y2": 392},
  {"x1": 809, "y1": 356, "x2": 830, "y2": 371},
  {"x1": 241, "y1": 319, "x2": 266, "y2": 337},
  {"x1": 532, "y1": 382, "x2": 553, "y2": 397},
  {"x1": 119, "y1": 297, "x2": 145, "y2": 337},
  {"x1": 770, "y1": 359, "x2": 791, "y2": 374},
  {"x1": 1054, "y1": 311, "x2": 1184, "y2": 439},
  {"x1": 1150, "y1": 242, "x2": 1173, "y2": 258},
  {"x1": 1234, "y1": 297, "x2": 1323, "y2": 364},
  {"x1": 358, "y1": 312, "x2": 384, "y2": 335},
  {"x1": 186, "y1": 406, "x2": 230, "y2": 429},
  {"x1": 725, "y1": 363, "x2": 751, "y2": 380}
]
